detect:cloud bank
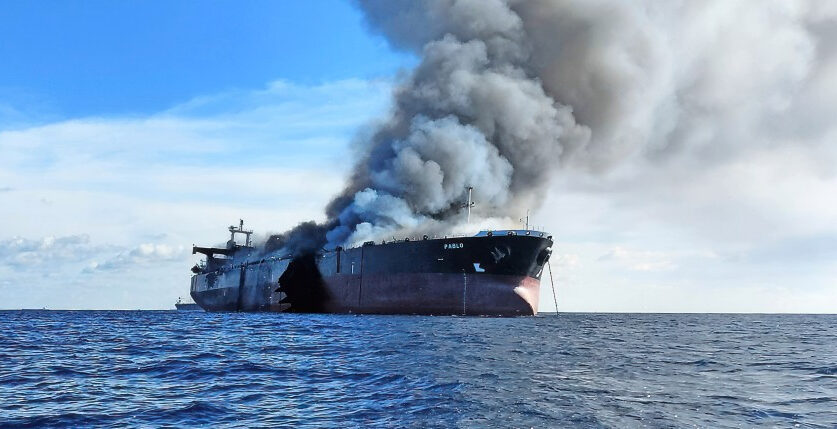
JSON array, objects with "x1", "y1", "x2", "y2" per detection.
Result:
[{"x1": 0, "y1": 79, "x2": 391, "y2": 309}]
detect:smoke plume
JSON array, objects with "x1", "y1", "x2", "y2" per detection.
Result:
[{"x1": 268, "y1": 0, "x2": 837, "y2": 254}]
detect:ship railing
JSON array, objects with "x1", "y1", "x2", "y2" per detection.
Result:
[
  {"x1": 203, "y1": 253, "x2": 295, "y2": 274},
  {"x1": 341, "y1": 229, "x2": 551, "y2": 249}
]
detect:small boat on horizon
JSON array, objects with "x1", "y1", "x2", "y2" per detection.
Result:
[{"x1": 175, "y1": 297, "x2": 202, "y2": 311}]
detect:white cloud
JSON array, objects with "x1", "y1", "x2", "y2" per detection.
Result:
[
  {"x1": 85, "y1": 243, "x2": 188, "y2": 273},
  {"x1": 0, "y1": 79, "x2": 391, "y2": 309},
  {"x1": 534, "y1": 145, "x2": 837, "y2": 313},
  {"x1": 0, "y1": 235, "x2": 112, "y2": 268},
  {"x1": 598, "y1": 246, "x2": 677, "y2": 272}
]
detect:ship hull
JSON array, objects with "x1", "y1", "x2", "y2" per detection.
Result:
[
  {"x1": 175, "y1": 303, "x2": 203, "y2": 311},
  {"x1": 317, "y1": 272, "x2": 540, "y2": 315},
  {"x1": 191, "y1": 234, "x2": 552, "y2": 316}
]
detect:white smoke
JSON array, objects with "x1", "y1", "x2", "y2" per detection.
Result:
[{"x1": 278, "y1": 0, "x2": 837, "y2": 251}]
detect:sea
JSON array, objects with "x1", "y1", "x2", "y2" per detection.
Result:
[{"x1": 0, "y1": 311, "x2": 835, "y2": 428}]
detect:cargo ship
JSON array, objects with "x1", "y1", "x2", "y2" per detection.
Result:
[{"x1": 190, "y1": 220, "x2": 553, "y2": 316}]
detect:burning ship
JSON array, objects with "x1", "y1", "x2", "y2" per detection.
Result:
[{"x1": 190, "y1": 219, "x2": 553, "y2": 316}]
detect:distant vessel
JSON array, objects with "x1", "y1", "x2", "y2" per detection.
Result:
[
  {"x1": 189, "y1": 220, "x2": 553, "y2": 316},
  {"x1": 174, "y1": 297, "x2": 202, "y2": 311}
]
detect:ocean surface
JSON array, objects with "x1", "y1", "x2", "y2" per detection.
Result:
[{"x1": 1, "y1": 312, "x2": 835, "y2": 428}]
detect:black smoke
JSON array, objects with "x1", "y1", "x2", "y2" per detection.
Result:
[{"x1": 263, "y1": 0, "x2": 837, "y2": 256}]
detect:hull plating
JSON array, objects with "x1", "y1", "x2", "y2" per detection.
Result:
[{"x1": 317, "y1": 273, "x2": 539, "y2": 315}]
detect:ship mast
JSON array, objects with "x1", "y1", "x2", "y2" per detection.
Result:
[
  {"x1": 229, "y1": 219, "x2": 253, "y2": 247},
  {"x1": 462, "y1": 187, "x2": 475, "y2": 224}
]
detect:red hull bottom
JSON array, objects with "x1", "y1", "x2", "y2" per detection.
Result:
[{"x1": 270, "y1": 273, "x2": 540, "y2": 316}]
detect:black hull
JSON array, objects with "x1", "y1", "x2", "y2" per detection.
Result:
[{"x1": 191, "y1": 234, "x2": 552, "y2": 316}]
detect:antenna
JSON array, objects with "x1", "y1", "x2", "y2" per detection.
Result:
[
  {"x1": 461, "y1": 187, "x2": 475, "y2": 224},
  {"x1": 519, "y1": 209, "x2": 530, "y2": 230}
]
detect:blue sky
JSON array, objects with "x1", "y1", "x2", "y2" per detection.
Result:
[
  {"x1": 1, "y1": 2, "x2": 835, "y2": 312},
  {"x1": 0, "y1": 1, "x2": 410, "y2": 119}
]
